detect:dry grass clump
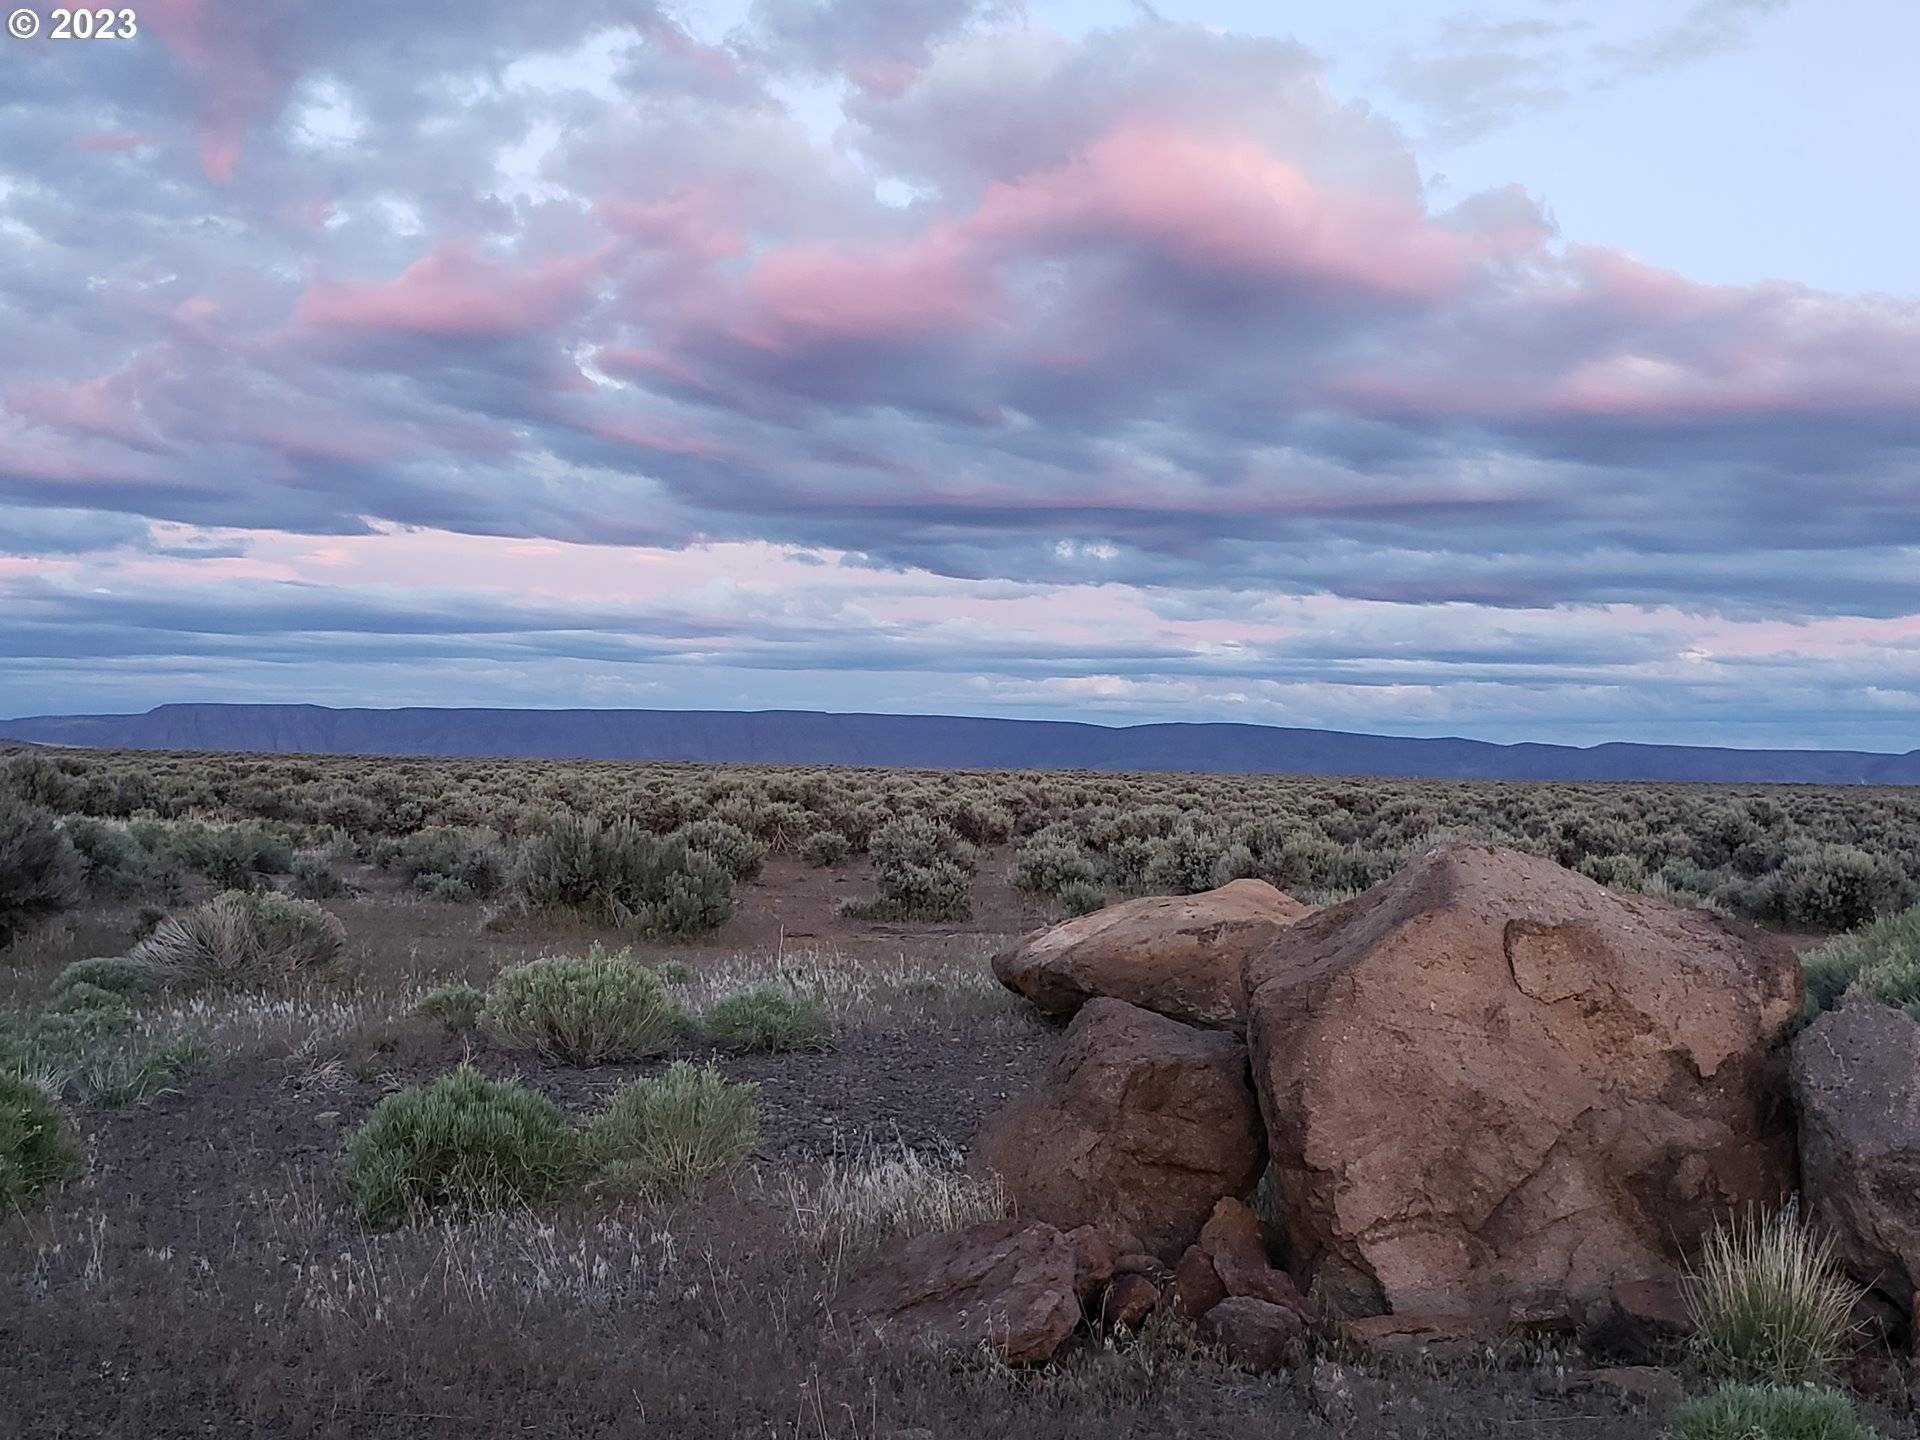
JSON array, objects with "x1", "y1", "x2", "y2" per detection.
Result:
[
  {"x1": 581, "y1": 1061, "x2": 758, "y2": 1197},
  {"x1": 480, "y1": 947, "x2": 685, "y2": 1065},
  {"x1": 1684, "y1": 1207, "x2": 1860, "y2": 1387},
  {"x1": 782, "y1": 1143, "x2": 1009, "y2": 1263},
  {"x1": 1, "y1": 1071, "x2": 83, "y2": 1207},
  {"x1": 127, "y1": 890, "x2": 345, "y2": 991}
]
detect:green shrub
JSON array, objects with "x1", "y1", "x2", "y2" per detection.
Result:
[
  {"x1": 376, "y1": 826, "x2": 507, "y2": 899},
  {"x1": 0, "y1": 791, "x2": 83, "y2": 949},
  {"x1": 1801, "y1": 907, "x2": 1920, "y2": 1017},
  {"x1": 1686, "y1": 1208, "x2": 1859, "y2": 1386},
  {"x1": 798, "y1": 830, "x2": 851, "y2": 868},
  {"x1": 481, "y1": 948, "x2": 685, "y2": 1064},
  {"x1": 414, "y1": 982, "x2": 487, "y2": 1032},
  {"x1": 581, "y1": 1061, "x2": 757, "y2": 1196},
  {"x1": 128, "y1": 890, "x2": 346, "y2": 990},
  {"x1": 1771, "y1": 846, "x2": 1908, "y2": 931},
  {"x1": 1055, "y1": 880, "x2": 1108, "y2": 917},
  {"x1": 0, "y1": 1073, "x2": 82, "y2": 1207},
  {"x1": 1667, "y1": 1384, "x2": 1874, "y2": 1440},
  {"x1": 52, "y1": 956, "x2": 164, "y2": 1002},
  {"x1": 344, "y1": 1065, "x2": 579, "y2": 1229},
  {"x1": 49, "y1": 982, "x2": 134, "y2": 1017},
  {"x1": 675, "y1": 819, "x2": 767, "y2": 882},
  {"x1": 702, "y1": 988, "x2": 833, "y2": 1053},
  {"x1": 291, "y1": 854, "x2": 348, "y2": 899},
  {"x1": 652, "y1": 959, "x2": 694, "y2": 984},
  {"x1": 515, "y1": 816, "x2": 732, "y2": 936},
  {"x1": 1010, "y1": 839, "x2": 1101, "y2": 897}
]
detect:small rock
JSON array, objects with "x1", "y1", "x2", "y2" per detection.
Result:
[
  {"x1": 1340, "y1": 1312, "x2": 1496, "y2": 1364},
  {"x1": 1557, "y1": 1367, "x2": 1684, "y2": 1406},
  {"x1": 1100, "y1": 1273, "x2": 1161, "y2": 1331},
  {"x1": 1200, "y1": 1296, "x2": 1306, "y2": 1372},
  {"x1": 1066, "y1": 1224, "x2": 1118, "y2": 1300},
  {"x1": 1199, "y1": 1197, "x2": 1303, "y2": 1308},
  {"x1": 1173, "y1": 1245, "x2": 1227, "y2": 1320},
  {"x1": 1612, "y1": 1277, "x2": 1690, "y2": 1337}
]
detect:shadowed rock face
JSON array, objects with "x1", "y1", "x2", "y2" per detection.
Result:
[
  {"x1": 1792, "y1": 1004, "x2": 1920, "y2": 1324},
  {"x1": 993, "y1": 878, "x2": 1315, "y2": 1029},
  {"x1": 1243, "y1": 845, "x2": 1802, "y2": 1319},
  {"x1": 973, "y1": 998, "x2": 1267, "y2": 1264}
]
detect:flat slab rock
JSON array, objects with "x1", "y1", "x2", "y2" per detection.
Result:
[
  {"x1": 837, "y1": 1220, "x2": 1082, "y2": 1365},
  {"x1": 1245, "y1": 845, "x2": 1801, "y2": 1319},
  {"x1": 993, "y1": 878, "x2": 1314, "y2": 1028},
  {"x1": 973, "y1": 997, "x2": 1266, "y2": 1264}
]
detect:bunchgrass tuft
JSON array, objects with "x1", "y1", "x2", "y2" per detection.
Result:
[
  {"x1": 1667, "y1": 1384, "x2": 1875, "y2": 1440},
  {"x1": 1685, "y1": 1207, "x2": 1860, "y2": 1387},
  {"x1": 128, "y1": 890, "x2": 345, "y2": 991},
  {"x1": 700, "y1": 986, "x2": 833, "y2": 1053},
  {"x1": 481, "y1": 947, "x2": 685, "y2": 1065},
  {"x1": 414, "y1": 982, "x2": 487, "y2": 1033},
  {"x1": 783, "y1": 1142, "x2": 1008, "y2": 1263},
  {"x1": 344, "y1": 1064, "x2": 579, "y2": 1229},
  {"x1": 0, "y1": 1071, "x2": 83, "y2": 1206},
  {"x1": 581, "y1": 1061, "x2": 757, "y2": 1197}
]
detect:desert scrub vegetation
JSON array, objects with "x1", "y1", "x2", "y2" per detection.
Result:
[
  {"x1": 840, "y1": 815, "x2": 978, "y2": 921},
  {"x1": 782, "y1": 1143, "x2": 1009, "y2": 1262},
  {"x1": 1667, "y1": 1384, "x2": 1876, "y2": 1440},
  {"x1": 374, "y1": 825, "x2": 508, "y2": 901},
  {"x1": 581, "y1": 1061, "x2": 758, "y2": 1196},
  {"x1": 514, "y1": 815, "x2": 733, "y2": 936},
  {"x1": 1800, "y1": 906, "x2": 1920, "y2": 1017},
  {"x1": 1, "y1": 1071, "x2": 83, "y2": 1207},
  {"x1": 1685, "y1": 1208, "x2": 1860, "y2": 1387},
  {"x1": 414, "y1": 982, "x2": 487, "y2": 1032},
  {"x1": 127, "y1": 889, "x2": 345, "y2": 991},
  {"x1": 700, "y1": 986, "x2": 833, "y2": 1053},
  {"x1": 481, "y1": 947, "x2": 685, "y2": 1064},
  {"x1": 798, "y1": 828, "x2": 851, "y2": 868},
  {"x1": 0, "y1": 788, "x2": 82, "y2": 948},
  {"x1": 1, "y1": 1004, "x2": 206, "y2": 1107},
  {"x1": 344, "y1": 1065, "x2": 580, "y2": 1229},
  {"x1": 674, "y1": 818, "x2": 767, "y2": 881},
  {"x1": 51, "y1": 955, "x2": 164, "y2": 1004}
]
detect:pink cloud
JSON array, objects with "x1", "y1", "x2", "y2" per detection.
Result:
[
  {"x1": 732, "y1": 227, "x2": 990, "y2": 351},
  {"x1": 8, "y1": 371, "x2": 166, "y2": 451},
  {"x1": 296, "y1": 242, "x2": 606, "y2": 340},
  {"x1": 143, "y1": 0, "x2": 285, "y2": 182}
]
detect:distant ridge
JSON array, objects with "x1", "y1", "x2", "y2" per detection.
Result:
[{"x1": 1, "y1": 703, "x2": 1915, "y2": 785}]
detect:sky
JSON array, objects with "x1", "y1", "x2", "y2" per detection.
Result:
[{"x1": 1, "y1": 0, "x2": 1917, "y2": 749}]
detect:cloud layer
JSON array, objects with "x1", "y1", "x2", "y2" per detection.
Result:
[{"x1": 1, "y1": 1, "x2": 1915, "y2": 746}]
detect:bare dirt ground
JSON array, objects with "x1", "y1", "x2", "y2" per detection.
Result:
[{"x1": 3, "y1": 855, "x2": 1912, "y2": 1439}]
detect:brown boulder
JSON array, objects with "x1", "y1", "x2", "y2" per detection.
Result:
[
  {"x1": 1245, "y1": 845, "x2": 1800, "y2": 1319},
  {"x1": 1200, "y1": 1296, "x2": 1307, "y2": 1371},
  {"x1": 993, "y1": 878, "x2": 1314, "y2": 1028},
  {"x1": 1791, "y1": 1003, "x2": 1920, "y2": 1325},
  {"x1": 837, "y1": 1220, "x2": 1081, "y2": 1364},
  {"x1": 974, "y1": 998, "x2": 1266, "y2": 1263},
  {"x1": 1173, "y1": 1246, "x2": 1228, "y2": 1319}
]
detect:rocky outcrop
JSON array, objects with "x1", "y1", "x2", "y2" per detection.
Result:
[
  {"x1": 1791, "y1": 1003, "x2": 1920, "y2": 1325},
  {"x1": 1244, "y1": 845, "x2": 1801, "y2": 1319},
  {"x1": 837, "y1": 1220, "x2": 1082, "y2": 1364},
  {"x1": 1200, "y1": 1296, "x2": 1307, "y2": 1371},
  {"x1": 974, "y1": 998, "x2": 1265, "y2": 1263},
  {"x1": 993, "y1": 878, "x2": 1314, "y2": 1028}
]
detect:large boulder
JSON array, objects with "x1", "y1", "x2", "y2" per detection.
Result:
[
  {"x1": 837, "y1": 1220, "x2": 1082, "y2": 1364},
  {"x1": 1244, "y1": 845, "x2": 1801, "y2": 1319},
  {"x1": 974, "y1": 997, "x2": 1266, "y2": 1263},
  {"x1": 993, "y1": 878, "x2": 1314, "y2": 1028},
  {"x1": 1791, "y1": 1003, "x2": 1920, "y2": 1326}
]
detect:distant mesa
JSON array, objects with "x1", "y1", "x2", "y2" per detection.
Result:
[{"x1": 0, "y1": 703, "x2": 1915, "y2": 785}]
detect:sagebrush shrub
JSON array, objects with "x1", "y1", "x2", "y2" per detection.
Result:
[
  {"x1": 415, "y1": 982, "x2": 487, "y2": 1032},
  {"x1": 0, "y1": 1072, "x2": 82, "y2": 1207},
  {"x1": 481, "y1": 948, "x2": 685, "y2": 1064},
  {"x1": 1769, "y1": 846, "x2": 1908, "y2": 931},
  {"x1": 377, "y1": 826, "x2": 507, "y2": 900},
  {"x1": 344, "y1": 1065, "x2": 579, "y2": 1229},
  {"x1": 1686, "y1": 1208, "x2": 1859, "y2": 1386},
  {"x1": 52, "y1": 955, "x2": 163, "y2": 1002},
  {"x1": 0, "y1": 791, "x2": 82, "y2": 949},
  {"x1": 1055, "y1": 879, "x2": 1107, "y2": 917},
  {"x1": 798, "y1": 830, "x2": 851, "y2": 868},
  {"x1": 1010, "y1": 839, "x2": 1101, "y2": 897},
  {"x1": 291, "y1": 854, "x2": 348, "y2": 899},
  {"x1": 1801, "y1": 907, "x2": 1920, "y2": 1017},
  {"x1": 1667, "y1": 1384, "x2": 1872, "y2": 1440},
  {"x1": 674, "y1": 819, "x2": 767, "y2": 881},
  {"x1": 581, "y1": 1061, "x2": 757, "y2": 1196},
  {"x1": 49, "y1": 981, "x2": 134, "y2": 1017},
  {"x1": 128, "y1": 890, "x2": 345, "y2": 990},
  {"x1": 702, "y1": 987, "x2": 833, "y2": 1053},
  {"x1": 515, "y1": 816, "x2": 732, "y2": 936}
]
